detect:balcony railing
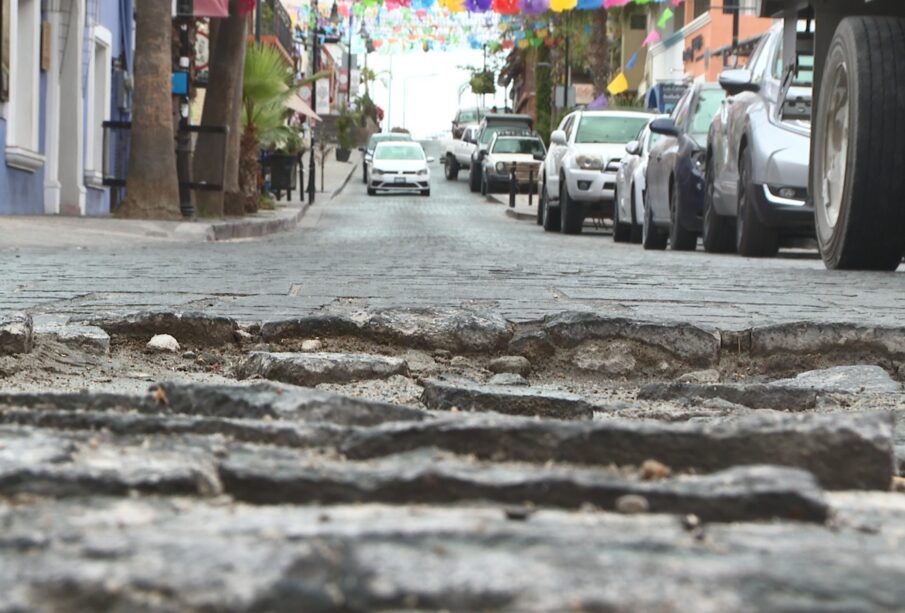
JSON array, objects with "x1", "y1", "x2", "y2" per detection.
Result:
[{"x1": 262, "y1": 0, "x2": 296, "y2": 60}]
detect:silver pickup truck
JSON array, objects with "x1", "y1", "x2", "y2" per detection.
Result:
[{"x1": 759, "y1": 0, "x2": 905, "y2": 271}]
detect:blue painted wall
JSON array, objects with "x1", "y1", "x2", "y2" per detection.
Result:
[{"x1": 0, "y1": 72, "x2": 48, "y2": 215}]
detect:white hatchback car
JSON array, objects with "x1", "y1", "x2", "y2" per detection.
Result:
[
  {"x1": 367, "y1": 141, "x2": 434, "y2": 197},
  {"x1": 613, "y1": 116, "x2": 666, "y2": 243},
  {"x1": 539, "y1": 110, "x2": 652, "y2": 234}
]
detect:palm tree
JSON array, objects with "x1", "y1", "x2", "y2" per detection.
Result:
[
  {"x1": 117, "y1": 0, "x2": 180, "y2": 219},
  {"x1": 239, "y1": 44, "x2": 293, "y2": 212},
  {"x1": 194, "y1": 0, "x2": 248, "y2": 218}
]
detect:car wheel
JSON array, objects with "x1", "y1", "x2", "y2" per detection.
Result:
[
  {"x1": 813, "y1": 17, "x2": 905, "y2": 270},
  {"x1": 536, "y1": 179, "x2": 545, "y2": 225},
  {"x1": 445, "y1": 155, "x2": 459, "y2": 181},
  {"x1": 629, "y1": 185, "x2": 643, "y2": 243},
  {"x1": 668, "y1": 179, "x2": 697, "y2": 251},
  {"x1": 702, "y1": 157, "x2": 736, "y2": 254},
  {"x1": 736, "y1": 146, "x2": 779, "y2": 258},
  {"x1": 367, "y1": 187, "x2": 376, "y2": 196},
  {"x1": 469, "y1": 164, "x2": 481, "y2": 193},
  {"x1": 481, "y1": 171, "x2": 488, "y2": 196},
  {"x1": 542, "y1": 181, "x2": 561, "y2": 232},
  {"x1": 642, "y1": 188, "x2": 668, "y2": 251},
  {"x1": 612, "y1": 185, "x2": 630, "y2": 243},
  {"x1": 559, "y1": 175, "x2": 583, "y2": 235}
]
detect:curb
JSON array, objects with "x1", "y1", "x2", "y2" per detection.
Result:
[
  {"x1": 505, "y1": 208, "x2": 536, "y2": 222},
  {"x1": 207, "y1": 203, "x2": 311, "y2": 241},
  {"x1": 331, "y1": 162, "x2": 359, "y2": 200}
]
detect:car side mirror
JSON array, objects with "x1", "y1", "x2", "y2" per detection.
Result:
[
  {"x1": 649, "y1": 118, "x2": 680, "y2": 138},
  {"x1": 532, "y1": 152, "x2": 546, "y2": 162},
  {"x1": 550, "y1": 130, "x2": 567, "y2": 146},
  {"x1": 719, "y1": 69, "x2": 760, "y2": 96},
  {"x1": 625, "y1": 140, "x2": 641, "y2": 156},
  {"x1": 427, "y1": 156, "x2": 436, "y2": 163}
]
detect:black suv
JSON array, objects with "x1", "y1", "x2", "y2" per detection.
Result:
[{"x1": 469, "y1": 113, "x2": 534, "y2": 192}]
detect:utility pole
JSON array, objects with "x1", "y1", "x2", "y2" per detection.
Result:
[
  {"x1": 307, "y1": 5, "x2": 318, "y2": 205},
  {"x1": 346, "y1": 13, "x2": 353, "y2": 109},
  {"x1": 564, "y1": 13, "x2": 571, "y2": 111}
]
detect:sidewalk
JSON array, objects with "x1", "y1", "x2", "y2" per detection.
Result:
[
  {"x1": 489, "y1": 193, "x2": 540, "y2": 222},
  {"x1": 0, "y1": 156, "x2": 358, "y2": 248}
]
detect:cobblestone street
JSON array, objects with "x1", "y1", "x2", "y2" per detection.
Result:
[{"x1": 3, "y1": 148, "x2": 905, "y2": 610}]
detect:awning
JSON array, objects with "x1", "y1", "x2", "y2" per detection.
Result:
[{"x1": 285, "y1": 94, "x2": 321, "y2": 122}]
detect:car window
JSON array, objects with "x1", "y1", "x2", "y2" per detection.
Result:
[
  {"x1": 562, "y1": 116, "x2": 575, "y2": 140},
  {"x1": 772, "y1": 36, "x2": 814, "y2": 87},
  {"x1": 375, "y1": 145, "x2": 425, "y2": 161},
  {"x1": 368, "y1": 134, "x2": 411, "y2": 153},
  {"x1": 671, "y1": 91, "x2": 690, "y2": 130},
  {"x1": 492, "y1": 138, "x2": 545, "y2": 155},
  {"x1": 690, "y1": 89, "x2": 724, "y2": 136},
  {"x1": 480, "y1": 124, "x2": 530, "y2": 145},
  {"x1": 458, "y1": 109, "x2": 484, "y2": 124},
  {"x1": 748, "y1": 34, "x2": 775, "y2": 82},
  {"x1": 644, "y1": 128, "x2": 662, "y2": 152},
  {"x1": 574, "y1": 116, "x2": 651, "y2": 144}
]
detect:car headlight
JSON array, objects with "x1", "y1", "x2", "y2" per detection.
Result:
[
  {"x1": 575, "y1": 155, "x2": 604, "y2": 170},
  {"x1": 371, "y1": 169, "x2": 384, "y2": 177},
  {"x1": 417, "y1": 168, "x2": 428, "y2": 176},
  {"x1": 691, "y1": 150, "x2": 706, "y2": 174},
  {"x1": 495, "y1": 162, "x2": 508, "y2": 173}
]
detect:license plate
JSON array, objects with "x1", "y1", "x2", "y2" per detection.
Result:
[{"x1": 394, "y1": 177, "x2": 405, "y2": 184}]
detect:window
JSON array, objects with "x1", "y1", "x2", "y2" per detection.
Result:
[
  {"x1": 85, "y1": 26, "x2": 112, "y2": 186},
  {"x1": 629, "y1": 14, "x2": 646, "y2": 30},
  {"x1": 690, "y1": 89, "x2": 724, "y2": 136},
  {"x1": 562, "y1": 115, "x2": 575, "y2": 140},
  {"x1": 5, "y1": 0, "x2": 42, "y2": 170},
  {"x1": 693, "y1": 0, "x2": 709, "y2": 19},
  {"x1": 771, "y1": 34, "x2": 814, "y2": 87},
  {"x1": 374, "y1": 144, "x2": 424, "y2": 160}
]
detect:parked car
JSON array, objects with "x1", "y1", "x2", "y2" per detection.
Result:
[
  {"x1": 451, "y1": 107, "x2": 486, "y2": 139},
  {"x1": 613, "y1": 116, "x2": 667, "y2": 243},
  {"x1": 360, "y1": 133, "x2": 413, "y2": 183},
  {"x1": 703, "y1": 23, "x2": 814, "y2": 257},
  {"x1": 367, "y1": 141, "x2": 434, "y2": 197},
  {"x1": 468, "y1": 114, "x2": 534, "y2": 193},
  {"x1": 644, "y1": 82, "x2": 724, "y2": 250},
  {"x1": 537, "y1": 109, "x2": 651, "y2": 234},
  {"x1": 480, "y1": 132, "x2": 546, "y2": 195},
  {"x1": 443, "y1": 125, "x2": 479, "y2": 181}
]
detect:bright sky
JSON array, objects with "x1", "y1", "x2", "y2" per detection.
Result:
[{"x1": 366, "y1": 50, "x2": 509, "y2": 140}]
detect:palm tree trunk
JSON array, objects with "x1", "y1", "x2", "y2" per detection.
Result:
[
  {"x1": 223, "y1": 33, "x2": 247, "y2": 216},
  {"x1": 588, "y1": 8, "x2": 610, "y2": 98},
  {"x1": 117, "y1": 0, "x2": 181, "y2": 220},
  {"x1": 193, "y1": 1, "x2": 247, "y2": 217},
  {"x1": 239, "y1": 125, "x2": 259, "y2": 213}
]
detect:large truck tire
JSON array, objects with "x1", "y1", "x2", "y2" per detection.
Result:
[{"x1": 813, "y1": 17, "x2": 905, "y2": 271}]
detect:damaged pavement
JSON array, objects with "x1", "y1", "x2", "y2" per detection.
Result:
[{"x1": 2, "y1": 306, "x2": 905, "y2": 610}]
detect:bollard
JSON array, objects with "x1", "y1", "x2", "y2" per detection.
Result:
[
  {"x1": 528, "y1": 168, "x2": 534, "y2": 207},
  {"x1": 509, "y1": 163, "x2": 517, "y2": 208}
]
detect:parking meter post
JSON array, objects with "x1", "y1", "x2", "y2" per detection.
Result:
[{"x1": 509, "y1": 164, "x2": 516, "y2": 208}]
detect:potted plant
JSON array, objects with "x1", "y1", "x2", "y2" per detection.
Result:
[{"x1": 335, "y1": 106, "x2": 358, "y2": 162}]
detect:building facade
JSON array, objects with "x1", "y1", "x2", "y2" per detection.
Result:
[{"x1": 1, "y1": 0, "x2": 132, "y2": 216}]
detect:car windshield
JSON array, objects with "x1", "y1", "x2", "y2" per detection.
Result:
[
  {"x1": 458, "y1": 109, "x2": 485, "y2": 123},
  {"x1": 690, "y1": 90, "x2": 724, "y2": 135},
  {"x1": 492, "y1": 138, "x2": 545, "y2": 155},
  {"x1": 574, "y1": 116, "x2": 650, "y2": 144},
  {"x1": 375, "y1": 145, "x2": 424, "y2": 161},
  {"x1": 775, "y1": 54, "x2": 815, "y2": 87},
  {"x1": 367, "y1": 134, "x2": 410, "y2": 153},
  {"x1": 480, "y1": 124, "x2": 530, "y2": 144}
]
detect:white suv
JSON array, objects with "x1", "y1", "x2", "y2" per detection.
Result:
[{"x1": 539, "y1": 110, "x2": 652, "y2": 234}]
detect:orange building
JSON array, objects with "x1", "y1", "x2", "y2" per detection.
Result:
[{"x1": 678, "y1": 1, "x2": 774, "y2": 82}]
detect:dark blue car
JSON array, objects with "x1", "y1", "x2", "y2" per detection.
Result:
[{"x1": 642, "y1": 82, "x2": 724, "y2": 251}]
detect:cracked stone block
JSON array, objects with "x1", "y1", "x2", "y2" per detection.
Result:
[
  {"x1": 342, "y1": 411, "x2": 895, "y2": 490},
  {"x1": 0, "y1": 313, "x2": 33, "y2": 355},
  {"x1": 236, "y1": 352, "x2": 409, "y2": 387},
  {"x1": 750, "y1": 322, "x2": 905, "y2": 359},
  {"x1": 772, "y1": 365, "x2": 902, "y2": 394},
  {"x1": 420, "y1": 378, "x2": 594, "y2": 420},
  {"x1": 507, "y1": 329, "x2": 556, "y2": 359},
  {"x1": 89, "y1": 311, "x2": 238, "y2": 347},
  {"x1": 637, "y1": 382, "x2": 819, "y2": 411},
  {"x1": 219, "y1": 448, "x2": 828, "y2": 523},
  {"x1": 488, "y1": 373, "x2": 528, "y2": 386},
  {"x1": 542, "y1": 312, "x2": 721, "y2": 366},
  {"x1": 38, "y1": 324, "x2": 110, "y2": 355}
]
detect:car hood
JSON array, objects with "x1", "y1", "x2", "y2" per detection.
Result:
[
  {"x1": 568, "y1": 142, "x2": 628, "y2": 162},
  {"x1": 372, "y1": 160, "x2": 427, "y2": 172}
]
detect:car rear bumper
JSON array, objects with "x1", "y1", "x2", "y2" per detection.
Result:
[
  {"x1": 369, "y1": 173, "x2": 429, "y2": 191},
  {"x1": 752, "y1": 183, "x2": 815, "y2": 234}
]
